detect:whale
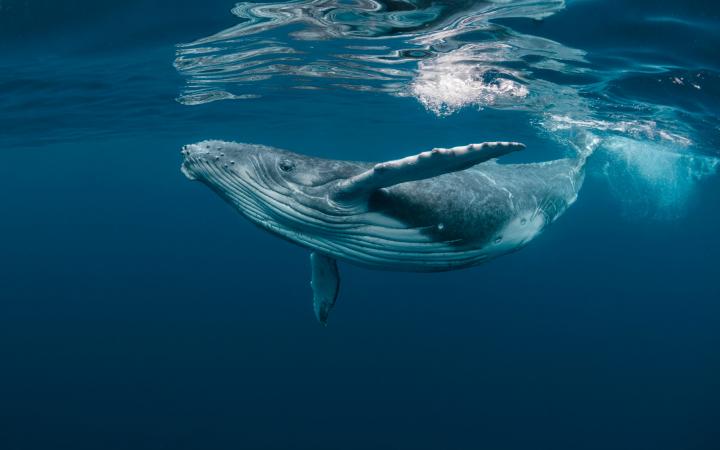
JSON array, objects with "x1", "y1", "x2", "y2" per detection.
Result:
[{"x1": 181, "y1": 140, "x2": 586, "y2": 324}]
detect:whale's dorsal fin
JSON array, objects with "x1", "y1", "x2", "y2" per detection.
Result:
[
  {"x1": 310, "y1": 252, "x2": 340, "y2": 326},
  {"x1": 333, "y1": 141, "x2": 525, "y2": 200}
]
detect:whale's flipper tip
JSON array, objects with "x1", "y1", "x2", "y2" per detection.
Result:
[
  {"x1": 334, "y1": 141, "x2": 525, "y2": 200},
  {"x1": 310, "y1": 252, "x2": 340, "y2": 326}
]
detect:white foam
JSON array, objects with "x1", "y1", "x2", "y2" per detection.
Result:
[
  {"x1": 411, "y1": 49, "x2": 528, "y2": 115},
  {"x1": 545, "y1": 114, "x2": 693, "y2": 147},
  {"x1": 601, "y1": 137, "x2": 719, "y2": 218}
]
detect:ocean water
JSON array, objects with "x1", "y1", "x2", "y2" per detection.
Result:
[{"x1": 1, "y1": 1, "x2": 719, "y2": 449}]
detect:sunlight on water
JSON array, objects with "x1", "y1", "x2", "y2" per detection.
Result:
[{"x1": 173, "y1": 0, "x2": 571, "y2": 105}]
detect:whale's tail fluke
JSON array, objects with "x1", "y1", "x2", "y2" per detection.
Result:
[{"x1": 565, "y1": 129, "x2": 602, "y2": 172}]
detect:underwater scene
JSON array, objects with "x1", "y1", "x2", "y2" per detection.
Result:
[{"x1": 1, "y1": 0, "x2": 719, "y2": 448}]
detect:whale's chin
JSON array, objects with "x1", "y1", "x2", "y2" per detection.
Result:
[{"x1": 181, "y1": 163, "x2": 197, "y2": 181}]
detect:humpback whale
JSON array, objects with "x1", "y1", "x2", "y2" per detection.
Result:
[{"x1": 181, "y1": 140, "x2": 585, "y2": 324}]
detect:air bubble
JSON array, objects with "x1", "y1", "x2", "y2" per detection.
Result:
[
  {"x1": 437, "y1": 223, "x2": 444, "y2": 231},
  {"x1": 494, "y1": 236, "x2": 503, "y2": 244},
  {"x1": 520, "y1": 218, "x2": 527, "y2": 225}
]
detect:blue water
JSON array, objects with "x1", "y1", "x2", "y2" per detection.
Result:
[{"x1": 1, "y1": 1, "x2": 719, "y2": 449}]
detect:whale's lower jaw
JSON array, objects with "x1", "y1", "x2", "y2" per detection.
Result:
[
  {"x1": 261, "y1": 209, "x2": 549, "y2": 273},
  {"x1": 187, "y1": 162, "x2": 563, "y2": 272},
  {"x1": 205, "y1": 188, "x2": 550, "y2": 272},
  {"x1": 289, "y1": 236, "x2": 527, "y2": 272},
  {"x1": 181, "y1": 162, "x2": 197, "y2": 181}
]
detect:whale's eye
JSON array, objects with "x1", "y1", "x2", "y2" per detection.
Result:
[{"x1": 278, "y1": 159, "x2": 295, "y2": 172}]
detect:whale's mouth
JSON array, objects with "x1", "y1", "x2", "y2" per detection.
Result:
[
  {"x1": 181, "y1": 142, "x2": 217, "y2": 181},
  {"x1": 180, "y1": 144, "x2": 199, "y2": 181},
  {"x1": 181, "y1": 161, "x2": 197, "y2": 180},
  {"x1": 180, "y1": 140, "x2": 265, "y2": 204}
]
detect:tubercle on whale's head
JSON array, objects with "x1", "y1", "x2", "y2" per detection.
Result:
[{"x1": 181, "y1": 140, "x2": 253, "y2": 184}]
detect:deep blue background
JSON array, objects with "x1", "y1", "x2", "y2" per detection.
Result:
[{"x1": 1, "y1": 1, "x2": 719, "y2": 449}]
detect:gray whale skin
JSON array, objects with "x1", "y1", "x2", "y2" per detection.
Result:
[{"x1": 181, "y1": 140, "x2": 585, "y2": 324}]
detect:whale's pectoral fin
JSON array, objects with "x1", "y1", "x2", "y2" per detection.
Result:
[
  {"x1": 333, "y1": 141, "x2": 525, "y2": 200},
  {"x1": 310, "y1": 252, "x2": 340, "y2": 326}
]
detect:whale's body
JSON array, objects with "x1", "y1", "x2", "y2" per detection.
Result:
[{"x1": 182, "y1": 140, "x2": 585, "y2": 323}]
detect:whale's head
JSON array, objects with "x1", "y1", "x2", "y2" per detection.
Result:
[{"x1": 181, "y1": 140, "x2": 366, "y2": 240}]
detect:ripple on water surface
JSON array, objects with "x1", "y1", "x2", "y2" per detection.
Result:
[{"x1": 171, "y1": 0, "x2": 720, "y2": 216}]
